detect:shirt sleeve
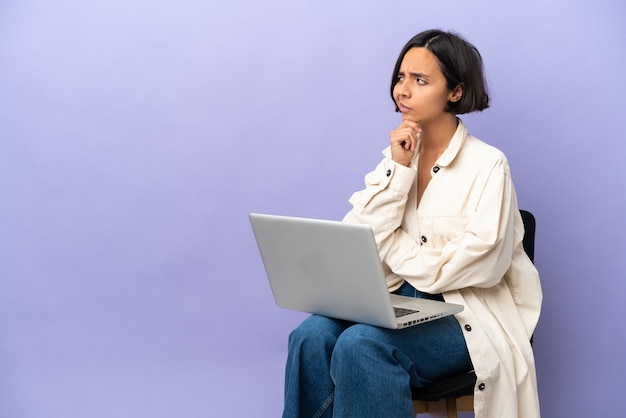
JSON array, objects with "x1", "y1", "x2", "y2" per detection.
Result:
[
  {"x1": 344, "y1": 155, "x2": 517, "y2": 294},
  {"x1": 343, "y1": 155, "x2": 415, "y2": 247}
]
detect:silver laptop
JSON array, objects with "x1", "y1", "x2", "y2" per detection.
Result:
[{"x1": 249, "y1": 213, "x2": 463, "y2": 329}]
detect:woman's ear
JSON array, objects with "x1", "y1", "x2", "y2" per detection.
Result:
[{"x1": 449, "y1": 83, "x2": 463, "y2": 103}]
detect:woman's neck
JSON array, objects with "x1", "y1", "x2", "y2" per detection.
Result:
[{"x1": 419, "y1": 113, "x2": 458, "y2": 154}]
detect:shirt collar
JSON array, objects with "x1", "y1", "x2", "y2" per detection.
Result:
[{"x1": 436, "y1": 118, "x2": 468, "y2": 167}]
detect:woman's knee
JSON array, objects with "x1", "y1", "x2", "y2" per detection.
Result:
[
  {"x1": 331, "y1": 324, "x2": 386, "y2": 362},
  {"x1": 288, "y1": 315, "x2": 347, "y2": 352},
  {"x1": 330, "y1": 324, "x2": 419, "y2": 379}
]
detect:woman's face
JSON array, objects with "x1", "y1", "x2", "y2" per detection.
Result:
[{"x1": 393, "y1": 47, "x2": 459, "y2": 124}]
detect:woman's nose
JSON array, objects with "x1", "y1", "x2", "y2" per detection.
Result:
[{"x1": 397, "y1": 80, "x2": 410, "y2": 97}]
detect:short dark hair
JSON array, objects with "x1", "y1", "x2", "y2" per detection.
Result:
[{"x1": 390, "y1": 29, "x2": 489, "y2": 114}]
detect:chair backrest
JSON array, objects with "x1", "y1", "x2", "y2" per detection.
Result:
[
  {"x1": 520, "y1": 210, "x2": 535, "y2": 263},
  {"x1": 519, "y1": 209, "x2": 536, "y2": 347}
]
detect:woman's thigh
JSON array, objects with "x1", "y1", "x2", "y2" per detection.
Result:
[
  {"x1": 291, "y1": 299, "x2": 471, "y2": 384},
  {"x1": 333, "y1": 313, "x2": 471, "y2": 385}
]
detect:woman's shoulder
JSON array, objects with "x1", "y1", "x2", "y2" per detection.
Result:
[
  {"x1": 457, "y1": 133, "x2": 512, "y2": 177},
  {"x1": 453, "y1": 120, "x2": 508, "y2": 165},
  {"x1": 464, "y1": 134, "x2": 509, "y2": 164}
]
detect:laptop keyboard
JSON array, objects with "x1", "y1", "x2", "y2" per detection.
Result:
[{"x1": 394, "y1": 307, "x2": 420, "y2": 318}]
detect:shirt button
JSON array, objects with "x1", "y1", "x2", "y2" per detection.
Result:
[
  {"x1": 386, "y1": 169, "x2": 392, "y2": 177},
  {"x1": 464, "y1": 324, "x2": 472, "y2": 332},
  {"x1": 478, "y1": 383, "x2": 486, "y2": 391},
  {"x1": 420, "y1": 236, "x2": 427, "y2": 243},
  {"x1": 432, "y1": 165, "x2": 440, "y2": 173}
]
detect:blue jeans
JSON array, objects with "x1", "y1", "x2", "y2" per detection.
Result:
[{"x1": 282, "y1": 282, "x2": 472, "y2": 418}]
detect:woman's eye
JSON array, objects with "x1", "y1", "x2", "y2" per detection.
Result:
[{"x1": 417, "y1": 78, "x2": 426, "y2": 85}]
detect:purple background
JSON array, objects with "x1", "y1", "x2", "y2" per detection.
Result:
[{"x1": 1, "y1": 1, "x2": 625, "y2": 417}]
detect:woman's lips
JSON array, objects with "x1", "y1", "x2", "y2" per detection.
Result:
[{"x1": 397, "y1": 103, "x2": 411, "y2": 113}]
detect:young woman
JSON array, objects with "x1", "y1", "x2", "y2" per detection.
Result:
[{"x1": 283, "y1": 29, "x2": 542, "y2": 418}]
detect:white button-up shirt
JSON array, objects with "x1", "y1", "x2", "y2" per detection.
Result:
[{"x1": 343, "y1": 120, "x2": 542, "y2": 418}]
